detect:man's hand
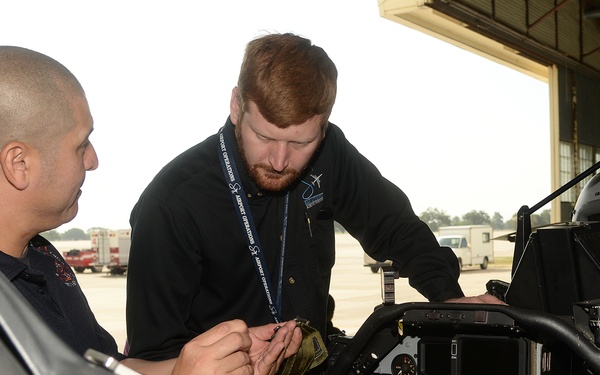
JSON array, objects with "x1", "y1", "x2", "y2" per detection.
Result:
[
  {"x1": 171, "y1": 319, "x2": 253, "y2": 375},
  {"x1": 123, "y1": 319, "x2": 302, "y2": 375},
  {"x1": 446, "y1": 293, "x2": 506, "y2": 304},
  {"x1": 247, "y1": 320, "x2": 303, "y2": 375}
]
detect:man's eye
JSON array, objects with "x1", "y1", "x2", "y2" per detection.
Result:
[
  {"x1": 293, "y1": 142, "x2": 310, "y2": 149},
  {"x1": 256, "y1": 133, "x2": 269, "y2": 141}
]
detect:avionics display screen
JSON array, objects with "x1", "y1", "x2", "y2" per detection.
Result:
[
  {"x1": 452, "y1": 335, "x2": 527, "y2": 375},
  {"x1": 418, "y1": 337, "x2": 451, "y2": 375}
]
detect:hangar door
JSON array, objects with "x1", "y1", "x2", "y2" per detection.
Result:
[{"x1": 379, "y1": 0, "x2": 600, "y2": 222}]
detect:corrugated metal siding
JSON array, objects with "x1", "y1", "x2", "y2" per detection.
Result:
[
  {"x1": 496, "y1": 0, "x2": 528, "y2": 34},
  {"x1": 582, "y1": 18, "x2": 600, "y2": 68},
  {"x1": 432, "y1": 0, "x2": 600, "y2": 76},
  {"x1": 460, "y1": 0, "x2": 491, "y2": 15},
  {"x1": 557, "y1": 2, "x2": 581, "y2": 60},
  {"x1": 529, "y1": 1, "x2": 557, "y2": 48},
  {"x1": 578, "y1": 74, "x2": 600, "y2": 145}
]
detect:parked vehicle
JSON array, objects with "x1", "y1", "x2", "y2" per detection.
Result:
[
  {"x1": 89, "y1": 229, "x2": 131, "y2": 275},
  {"x1": 437, "y1": 225, "x2": 494, "y2": 270},
  {"x1": 63, "y1": 249, "x2": 103, "y2": 273}
]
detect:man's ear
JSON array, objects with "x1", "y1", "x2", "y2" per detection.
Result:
[
  {"x1": 230, "y1": 87, "x2": 241, "y2": 125},
  {"x1": 1, "y1": 142, "x2": 31, "y2": 190}
]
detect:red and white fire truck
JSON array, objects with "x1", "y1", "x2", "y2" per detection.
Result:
[
  {"x1": 89, "y1": 229, "x2": 131, "y2": 275},
  {"x1": 62, "y1": 248, "x2": 102, "y2": 273}
]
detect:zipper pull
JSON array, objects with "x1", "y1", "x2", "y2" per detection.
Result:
[{"x1": 304, "y1": 212, "x2": 313, "y2": 237}]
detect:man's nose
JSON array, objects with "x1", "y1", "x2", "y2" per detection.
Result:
[
  {"x1": 85, "y1": 143, "x2": 99, "y2": 171},
  {"x1": 269, "y1": 143, "x2": 289, "y2": 172}
]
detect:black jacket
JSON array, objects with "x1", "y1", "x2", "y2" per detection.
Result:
[{"x1": 126, "y1": 118, "x2": 463, "y2": 360}]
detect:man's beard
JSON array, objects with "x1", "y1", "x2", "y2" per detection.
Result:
[
  {"x1": 236, "y1": 126, "x2": 301, "y2": 192},
  {"x1": 246, "y1": 162, "x2": 301, "y2": 192}
]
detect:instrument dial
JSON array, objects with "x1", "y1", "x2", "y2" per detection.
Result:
[{"x1": 391, "y1": 353, "x2": 416, "y2": 375}]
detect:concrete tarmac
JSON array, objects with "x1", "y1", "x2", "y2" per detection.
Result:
[{"x1": 74, "y1": 233, "x2": 513, "y2": 353}]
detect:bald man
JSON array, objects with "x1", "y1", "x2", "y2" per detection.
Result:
[{"x1": 0, "y1": 46, "x2": 301, "y2": 375}]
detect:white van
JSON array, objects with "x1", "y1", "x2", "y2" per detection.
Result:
[{"x1": 437, "y1": 225, "x2": 494, "y2": 270}]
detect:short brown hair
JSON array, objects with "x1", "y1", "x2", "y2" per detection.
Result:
[{"x1": 237, "y1": 33, "x2": 337, "y2": 127}]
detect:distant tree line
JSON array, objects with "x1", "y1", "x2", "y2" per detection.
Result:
[
  {"x1": 41, "y1": 227, "x2": 109, "y2": 241},
  {"x1": 42, "y1": 210, "x2": 552, "y2": 240},
  {"x1": 419, "y1": 207, "x2": 551, "y2": 232}
]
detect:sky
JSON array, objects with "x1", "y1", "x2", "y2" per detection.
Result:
[{"x1": 1, "y1": 0, "x2": 551, "y2": 232}]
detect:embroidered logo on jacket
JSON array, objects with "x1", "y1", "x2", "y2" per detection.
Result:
[
  {"x1": 35, "y1": 245, "x2": 77, "y2": 287},
  {"x1": 301, "y1": 171, "x2": 324, "y2": 209}
]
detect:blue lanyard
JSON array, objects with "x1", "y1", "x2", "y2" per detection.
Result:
[{"x1": 217, "y1": 127, "x2": 288, "y2": 323}]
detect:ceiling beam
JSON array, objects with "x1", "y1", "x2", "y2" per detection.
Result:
[
  {"x1": 378, "y1": 0, "x2": 600, "y2": 81},
  {"x1": 378, "y1": 0, "x2": 549, "y2": 81}
]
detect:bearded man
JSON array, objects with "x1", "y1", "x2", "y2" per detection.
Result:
[{"x1": 126, "y1": 33, "x2": 501, "y2": 370}]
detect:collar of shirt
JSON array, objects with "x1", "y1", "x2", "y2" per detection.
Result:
[{"x1": 0, "y1": 242, "x2": 44, "y2": 284}]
